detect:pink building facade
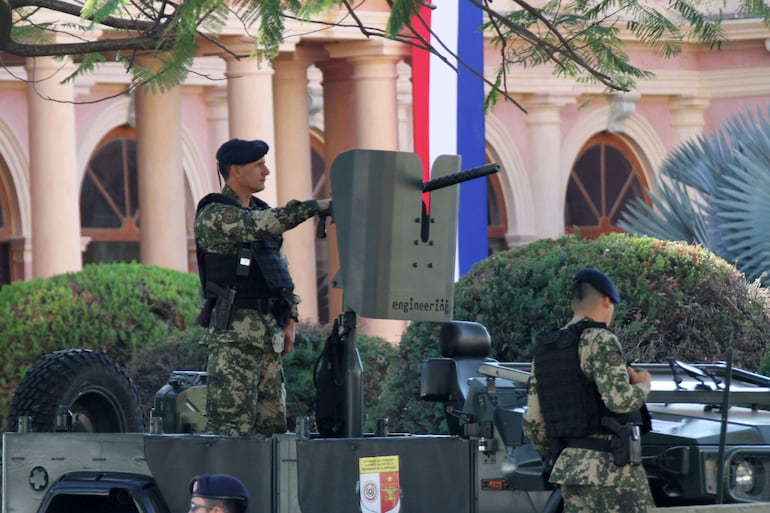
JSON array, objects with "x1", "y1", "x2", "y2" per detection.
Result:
[{"x1": 0, "y1": 9, "x2": 769, "y2": 338}]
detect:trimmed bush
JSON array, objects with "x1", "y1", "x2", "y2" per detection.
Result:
[
  {"x1": 0, "y1": 258, "x2": 396, "y2": 435},
  {"x1": 368, "y1": 321, "x2": 446, "y2": 434},
  {"x1": 0, "y1": 262, "x2": 202, "y2": 431},
  {"x1": 375, "y1": 234, "x2": 770, "y2": 433},
  {"x1": 124, "y1": 326, "x2": 209, "y2": 419},
  {"x1": 281, "y1": 323, "x2": 397, "y2": 432}
]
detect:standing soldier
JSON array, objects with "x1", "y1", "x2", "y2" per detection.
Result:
[
  {"x1": 195, "y1": 138, "x2": 331, "y2": 437},
  {"x1": 523, "y1": 268, "x2": 653, "y2": 513}
]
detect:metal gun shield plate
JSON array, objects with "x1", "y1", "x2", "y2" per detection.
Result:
[{"x1": 330, "y1": 149, "x2": 460, "y2": 321}]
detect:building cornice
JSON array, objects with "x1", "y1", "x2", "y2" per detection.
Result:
[{"x1": 490, "y1": 65, "x2": 770, "y2": 100}]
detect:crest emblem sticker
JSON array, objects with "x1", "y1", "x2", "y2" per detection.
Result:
[{"x1": 359, "y1": 455, "x2": 400, "y2": 513}]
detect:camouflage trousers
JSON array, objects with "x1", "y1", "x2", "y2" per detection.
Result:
[
  {"x1": 204, "y1": 341, "x2": 287, "y2": 437},
  {"x1": 561, "y1": 479, "x2": 653, "y2": 513}
]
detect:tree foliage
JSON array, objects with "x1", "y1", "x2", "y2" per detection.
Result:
[
  {"x1": 2, "y1": 0, "x2": 770, "y2": 103},
  {"x1": 0, "y1": 262, "x2": 397, "y2": 433},
  {"x1": 619, "y1": 105, "x2": 770, "y2": 284},
  {"x1": 0, "y1": 262, "x2": 202, "y2": 430}
]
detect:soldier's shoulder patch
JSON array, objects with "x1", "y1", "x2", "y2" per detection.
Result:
[
  {"x1": 607, "y1": 351, "x2": 624, "y2": 366},
  {"x1": 222, "y1": 209, "x2": 239, "y2": 224}
]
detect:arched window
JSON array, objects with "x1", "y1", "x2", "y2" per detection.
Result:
[
  {"x1": 80, "y1": 126, "x2": 140, "y2": 264},
  {"x1": 565, "y1": 132, "x2": 649, "y2": 237}
]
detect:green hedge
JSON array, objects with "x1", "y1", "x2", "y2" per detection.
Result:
[
  {"x1": 125, "y1": 321, "x2": 397, "y2": 432},
  {"x1": 6, "y1": 235, "x2": 769, "y2": 437},
  {"x1": 282, "y1": 323, "x2": 397, "y2": 432},
  {"x1": 374, "y1": 234, "x2": 770, "y2": 433},
  {"x1": 0, "y1": 262, "x2": 202, "y2": 431}
]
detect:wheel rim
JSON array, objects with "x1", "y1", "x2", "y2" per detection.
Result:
[{"x1": 69, "y1": 386, "x2": 127, "y2": 432}]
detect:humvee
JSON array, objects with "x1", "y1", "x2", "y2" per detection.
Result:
[{"x1": 5, "y1": 320, "x2": 770, "y2": 513}]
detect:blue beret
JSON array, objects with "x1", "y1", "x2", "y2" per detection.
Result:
[
  {"x1": 573, "y1": 268, "x2": 621, "y2": 304},
  {"x1": 190, "y1": 474, "x2": 248, "y2": 504},
  {"x1": 216, "y1": 138, "x2": 269, "y2": 166}
]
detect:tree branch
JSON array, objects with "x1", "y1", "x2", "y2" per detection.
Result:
[
  {"x1": 0, "y1": 0, "x2": 177, "y2": 57},
  {"x1": 10, "y1": 0, "x2": 157, "y2": 31},
  {"x1": 468, "y1": 0, "x2": 628, "y2": 91},
  {"x1": 2, "y1": 36, "x2": 161, "y2": 57}
]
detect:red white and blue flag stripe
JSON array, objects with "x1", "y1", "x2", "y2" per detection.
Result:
[{"x1": 412, "y1": 0, "x2": 488, "y2": 276}]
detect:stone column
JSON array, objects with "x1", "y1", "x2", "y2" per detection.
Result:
[
  {"x1": 670, "y1": 96, "x2": 709, "y2": 149},
  {"x1": 325, "y1": 41, "x2": 408, "y2": 342},
  {"x1": 25, "y1": 56, "x2": 82, "y2": 277},
  {"x1": 224, "y1": 56, "x2": 278, "y2": 206},
  {"x1": 327, "y1": 41, "x2": 404, "y2": 150},
  {"x1": 273, "y1": 49, "x2": 321, "y2": 322},
  {"x1": 134, "y1": 79, "x2": 188, "y2": 271},
  {"x1": 526, "y1": 95, "x2": 575, "y2": 239},
  {"x1": 204, "y1": 87, "x2": 229, "y2": 191},
  {"x1": 318, "y1": 58, "x2": 356, "y2": 326}
]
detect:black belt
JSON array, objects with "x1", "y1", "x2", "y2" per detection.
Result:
[{"x1": 234, "y1": 297, "x2": 280, "y2": 312}]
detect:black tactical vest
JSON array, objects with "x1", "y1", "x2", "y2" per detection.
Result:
[
  {"x1": 195, "y1": 193, "x2": 294, "y2": 306},
  {"x1": 533, "y1": 320, "x2": 643, "y2": 440}
]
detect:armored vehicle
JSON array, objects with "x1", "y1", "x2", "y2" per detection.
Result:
[{"x1": 5, "y1": 321, "x2": 770, "y2": 513}]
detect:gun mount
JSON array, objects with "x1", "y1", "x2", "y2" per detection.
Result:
[{"x1": 322, "y1": 149, "x2": 499, "y2": 436}]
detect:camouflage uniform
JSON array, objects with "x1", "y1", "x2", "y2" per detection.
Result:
[
  {"x1": 522, "y1": 315, "x2": 653, "y2": 513},
  {"x1": 195, "y1": 185, "x2": 320, "y2": 437}
]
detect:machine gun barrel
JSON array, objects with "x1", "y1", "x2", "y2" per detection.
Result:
[{"x1": 422, "y1": 163, "x2": 500, "y2": 193}]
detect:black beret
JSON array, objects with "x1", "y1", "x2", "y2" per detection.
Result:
[
  {"x1": 573, "y1": 268, "x2": 621, "y2": 304},
  {"x1": 190, "y1": 474, "x2": 249, "y2": 504},
  {"x1": 216, "y1": 139, "x2": 269, "y2": 166}
]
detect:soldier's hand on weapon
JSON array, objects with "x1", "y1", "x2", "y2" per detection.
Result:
[
  {"x1": 628, "y1": 366, "x2": 651, "y2": 395},
  {"x1": 282, "y1": 318, "x2": 296, "y2": 356},
  {"x1": 316, "y1": 199, "x2": 333, "y2": 238},
  {"x1": 317, "y1": 198, "x2": 332, "y2": 212}
]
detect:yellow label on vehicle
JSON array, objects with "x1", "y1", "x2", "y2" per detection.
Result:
[{"x1": 359, "y1": 455, "x2": 399, "y2": 473}]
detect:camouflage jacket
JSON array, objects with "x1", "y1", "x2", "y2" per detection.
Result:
[
  {"x1": 194, "y1": 185, "x2": 321, "y2": 329},
  {"x1": 522, "y1": 315, "x2": 649, "y2": 486},
  {"x1": 194, "y1": 185, "x2": 320, "y2": 255}
]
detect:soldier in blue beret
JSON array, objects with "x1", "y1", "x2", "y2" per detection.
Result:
[
  {"x1": 215, "y1": 139, "x2": 270, "y2": 172},
  {"x1": 195, "y1": 138, "x2": 331, "y2": 437},
  {"x1": 523, "y1": 268, "x2": 652, "y2": 513},
  {"x1": 189, "y1": 473, "x2": 249, "y2": 513},
  {"x1": 573, "y1": 267, "x2": 621, "y2": 304}
]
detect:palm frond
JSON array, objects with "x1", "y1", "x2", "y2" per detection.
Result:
[
  {"x1": 620, "y1": 104, "x2": 770, "y2": 283},
  {"x1": 710, "y1": 152, "x2": 770, "y2": 281},
  {"x1": 618, "y1": 175, "x2": 709, "y2": 244}
]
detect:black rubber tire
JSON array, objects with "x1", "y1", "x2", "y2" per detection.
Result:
[{"x1": 9, "y1": 349, "x2": 144, "y2": 433}]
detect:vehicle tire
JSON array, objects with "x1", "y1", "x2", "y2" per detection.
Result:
[
  {"x1": 542, "y1": 488, "x2": 563, "y2": 513},
  {"x1": 8, "y1": 349, "x2": 144, "y2": 433}
]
